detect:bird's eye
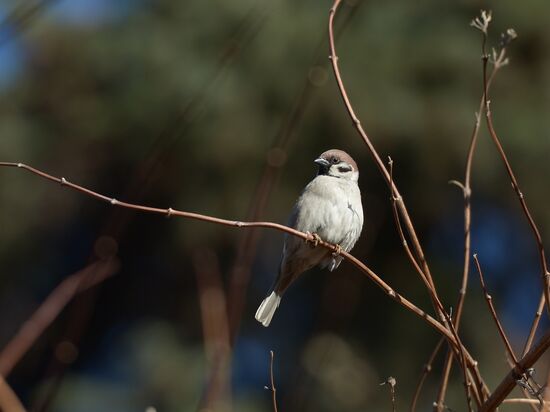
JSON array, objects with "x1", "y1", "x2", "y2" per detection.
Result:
[{"x1": 330, "y1": 157, "x2": 339, "y2": 164}]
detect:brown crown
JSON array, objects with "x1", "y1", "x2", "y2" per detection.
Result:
[{"x1": 317, "y1": 149, "x2": 358, "y2": 171}]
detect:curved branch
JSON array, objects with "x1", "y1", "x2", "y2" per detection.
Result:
[
  {"x1": 328, "y1": 1, "x2": 435, "y2": 291},
  {"x1": 435, "y1": 55, "x2": 502, "y2": 412},
  {"x1": 480, "y1": 26, "x2": 550, "y2": 318},
  {"x1": 0, "y1": 260, "x2": 118, "y2": 376},
  {"x1": 0, "y1": 162, "x2": 460, "y2": 348},
  {"x1": 327, "y1": 1, "x2": 485, "y2": 403}
]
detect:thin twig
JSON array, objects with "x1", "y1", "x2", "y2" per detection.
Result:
[
  {"x1": 473, "y1": 254, "x2": 518, "y2": 364},
  {"x1": 0, "y1": 260, "x2": 118, "y2": 376},
  {"x1": 478, "y1": 11, "x2": 550, "y2": 322},
  {"x1": 410, "y1": 338, "x2": 444, "y2": 412},
  {"x1": 329, "y1": 1, "x2": 490, "y2": 402},
  {"x1": 436, "y1": 12, "x2": 515, "y2": 409},
  {"x1": 389, "y1": 159, "x2": 477, "y2": 410},
  {"x1": 502, "y1": 398, "x2": 548, "y2": 405},
  {"x1": 328, "y1": 1, "x2": 485, "y2": 400},
  {"x1": 327, "y1": 5, "x2": 487, "y2": 400},
  {"x1": 436, "y1": 86, "x2": 481, "y2": 412},
  {"x1": 388, "y1": 158, "x2": 436, "y2": 308},
  {"x1": 435, "y1": 64, "x2": 501, "y2": 412},
  {"x1": 381, "y1": 376, "x2": 398, "y2": 412},
  {"x1": 328, "y1": 0, "x2": 436, "y2": 292},
  {"x1": 475, "y1": 12, "x2": 550, "y2": 388},
  {"x1": 269, "y1": 350, "x2": 278, "y2": 412},
  {"x1": 522, "y1": 293, "x2": 545, "y2": 357}
]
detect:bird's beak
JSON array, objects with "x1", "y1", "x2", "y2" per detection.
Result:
[{"x1": 314, "y1": 158, "x2": 330, "y2": 167}]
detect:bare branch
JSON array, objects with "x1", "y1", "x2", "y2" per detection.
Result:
[
  {"x1": 269, "y1": 350, "x2": 278, "y2": 412},
  {"x1": 0, "y1": 376, "x2": 26, "y2": 412},
  {"x1": 0, "y1": 161, "x2": 477, "y2": 356},
  {"x1": 502, "y1": 398, "x2": 547, "y2": 405},
  {"x1": 479, "y1": 12, "x2": 550, "y2": 321},
  {"x1": 523, "y1": 295, "x2": 545, "y2": 357},
  {"x1": 0, "y1": 260, "x2": 118, "y2": 376},
  {"x1": 328, "y1": 0, "x2": 437, "y2": 293},
  {"x1": 435, "y1": 59, "x2": 491, "y2": 412},
  {"x1": 411, "y1": 338, "x2": 444, "y2": 412},
  {"x1": 381, "y1": 376, "x2": 398, "y2": 412},
  {"x1": 327, "y1": 2, "x2": 489, "y2": 402},
  {"x1": 473, "y1": 254, "x2": 517, "y2": 364}
]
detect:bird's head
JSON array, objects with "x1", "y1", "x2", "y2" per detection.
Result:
[{"x1": 314, "y1": 149, "x2": 359, "y2": 182}]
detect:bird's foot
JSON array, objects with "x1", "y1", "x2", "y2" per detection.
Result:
[
  {"x1": 332, "y1": 244, "x2": 343, "y2": 257},
  {"x1": 305, "y1": 232, "x2": 322, "y2": 248}
]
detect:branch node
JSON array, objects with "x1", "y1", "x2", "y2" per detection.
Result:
[
  {"x1": 17, "y1": 163, "x2": 23, "y2": 168},
  {"x1": 110, "y1": 198, "x2": 118, "y2": 205},
  {"x1": 166, "y1": 208, "x2": 174, "y2": 218},
  {"x1": 387, "y1": 289, "x2": 396, "y2": 298},
  {"x1": 448, "y1": 179, "x2": 466, "y2": 193},
  {"x1": 235, "y1": 221, "x2": 244, "y2": 227},
  {"x1": 60, "y1": 177, "x2": 67, "y2": 186},
  {"x1": 485, "y1": 100, "x2": 492, "y2": 116}
]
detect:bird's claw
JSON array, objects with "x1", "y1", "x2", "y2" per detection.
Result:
[
  {"x1": 332, "y1": 244, "x2": 343, "y2": 257},
  {"x1": 305, "y1": 232, "x2": 322, "y2": 248}
]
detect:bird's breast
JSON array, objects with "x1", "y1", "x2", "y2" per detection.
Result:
[{"x1": 294, "y1": 176, "x2": 363, "y2": 246}]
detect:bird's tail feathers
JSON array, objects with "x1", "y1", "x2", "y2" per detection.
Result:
[{"x1": 255, "y1": 291, "x2": 281, "y2": 327}]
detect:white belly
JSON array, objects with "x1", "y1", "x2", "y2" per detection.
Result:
[{"x1": 293, "y1": 175, "x2": 363, "y2": 251}]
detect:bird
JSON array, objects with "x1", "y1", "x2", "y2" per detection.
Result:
[{"x1": 255, "y1": 149, "x2": 363, "y2": 327}]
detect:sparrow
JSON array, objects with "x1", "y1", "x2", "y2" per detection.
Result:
[{"x1": 255, "y1": 149, "x2": 363, "y2": 327}]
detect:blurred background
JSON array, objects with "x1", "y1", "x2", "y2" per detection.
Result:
[{"x1": 0, "y1": 0, "x2": 549, "y2": 411}]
